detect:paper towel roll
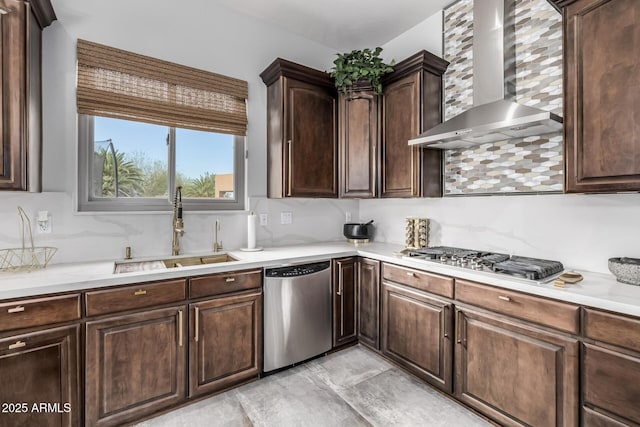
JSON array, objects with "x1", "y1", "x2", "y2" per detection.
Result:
[{"x1": 247, "y1": 212, "x2": 256, "y2": 249}]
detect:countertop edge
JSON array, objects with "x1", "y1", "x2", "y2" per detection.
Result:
[{"x1": 2, "y1": 241, "x2": 639, "y2": 318}]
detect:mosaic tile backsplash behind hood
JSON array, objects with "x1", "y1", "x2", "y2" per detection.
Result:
[{"x1": 443, "y1": 0, "x2": 563, "y2": 195}]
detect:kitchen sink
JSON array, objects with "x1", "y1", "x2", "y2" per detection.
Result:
[
  {"x1": 113, "y1": 253, "x2": 238, "y2": 274},
  {"x1": 161, "y1": 254, "x2": 237, "y2": 268}
]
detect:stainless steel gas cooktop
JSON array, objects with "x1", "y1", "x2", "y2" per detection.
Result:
[{"x1": 402, "y1": 246, "x2": 564, "y2": 284}]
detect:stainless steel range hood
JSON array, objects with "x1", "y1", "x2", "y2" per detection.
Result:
[{"x1": 409, "y1": 0, "x2": 562, "y2": 150}]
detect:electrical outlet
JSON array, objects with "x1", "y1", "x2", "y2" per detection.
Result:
[
  {"x1": 259, "y1": 213, "x2": 268, "y2": 226},
  {"x1": 280, "y1": 211, "x2": 293, "y2": 225},
  {"x1": 345, "y1": 212, "x2": 352, "y2": 222},
  {"x1": 36, "y1": 211, "x2": 52, "y2": 234}
]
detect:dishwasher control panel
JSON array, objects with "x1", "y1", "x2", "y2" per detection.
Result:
[{"x1": 265, "y1": 261, "x2": 330, "y2": 278}]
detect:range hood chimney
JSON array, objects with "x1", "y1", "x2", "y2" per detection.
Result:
[{"x1": 409, "y1": 0, "x2": 562, "y2": 149}]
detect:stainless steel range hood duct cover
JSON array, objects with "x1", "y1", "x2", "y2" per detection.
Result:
[
  {"x1": 409, "y1": 0, "x2": 562, "y2": 149},
  {"x1": 408, "y1": 99, "x2": 563, "y2": 149}
]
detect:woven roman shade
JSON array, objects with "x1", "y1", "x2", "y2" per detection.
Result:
[{"x1": 77, "y1": 39, "x2": 248, "y2": 135}]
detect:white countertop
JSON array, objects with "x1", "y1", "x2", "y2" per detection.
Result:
[{"x1": 2, "y1": 241, "x2": 640, "y2": 318}]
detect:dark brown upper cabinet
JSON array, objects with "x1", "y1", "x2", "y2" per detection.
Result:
[
  {"x1": 0, "y1": 0, "x2": 55, "y2": 191},
  {"x1": 381, "y1": 51, "x2": 449, "y2": 198},
  {"x1": 260, "y1": 59, "x2": 338, "y2": 198},
  {"x1": 338, "y1": 86, "x2": 380, "y2": 198},
  {"x1": 559, "y1": 0, "x2": 640, "y2": 192}
]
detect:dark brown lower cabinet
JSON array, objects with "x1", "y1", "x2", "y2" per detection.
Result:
[
  {"x1": 333, "y1": 257, "x2": 357, "y2": 347},
  {"x1": 357, "y1": 258, "x2": 380, "y2": 350},
  {"x1": 0, "y1": 325, "x2": 80, "y2": 427},
  {"x1": 85, "y1": 306, "x2": 187, "y2": 427},
  {"x1": 381, "y1": 281, "x2": 453, "y2": 393},
  {"x1": 455, "y1": 307, "x2": 579, "y2": 427},
  {"x1": 582, "y1": 343, "x2": 640, "y2": 426},
  {"x1": 189, "y1": 290, "x2": 262, "y2": 397}
]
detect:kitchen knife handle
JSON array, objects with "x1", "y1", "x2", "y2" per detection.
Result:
[
  {"x1": 194, "y1": 307, "x2": 199, "y2": 342},
  {"x1": 286, "y1": 140, "x2": 293, "y2": 196}
]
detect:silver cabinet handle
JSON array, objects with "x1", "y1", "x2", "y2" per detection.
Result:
[
  {"x1": 442, "y1": 305, "x2": 448, "y2": 339},
  {"x1": 178, "y1": 310, "x2": 183, "y2": 347},
  {"x1": 8, "y1": 306, "x2": 25, "y2": 314},
  {"x1": 194, "y1": 307, "x2": 199, "y2": 342},
  {"x1": 286, "y1": 140, "x2": 293, "y2": 196},
  {"x1": 337, "y1": 272, "x2": 343, "y2": 296},
  {"x1": 225, "y1": 277, "x2": 236, "y2": 283},
  {"x1": 9, "y1": 341, "x2": 26, "y2": 350},
  {"x1": 498, "y1": 295, "x2": 511, "y2": 302}
]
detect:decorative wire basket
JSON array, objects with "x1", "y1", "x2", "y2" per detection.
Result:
[{"x1": 0, "y1": 207, "x2": 57, "y2": 272}]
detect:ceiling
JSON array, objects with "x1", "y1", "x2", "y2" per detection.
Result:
[{"x1": 197, "y1": 0, "x2": 451, "y2": 51}]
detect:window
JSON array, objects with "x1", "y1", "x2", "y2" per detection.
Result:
[
  {"x1": 76, "y1": 40, "x2": 248, "y2": 212},
  {"x1": 78, "y1": 115, "x2": 245, "y2": 211}
]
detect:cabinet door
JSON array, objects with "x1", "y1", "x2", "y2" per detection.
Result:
[
  {"x1": 333, "y1": 257, "x2": 357, "y2": 347},
  {"x1": 455, "y1": 307, "x2": 579, "y2": 427},
  {"x1": 582, "y1": 343, "x2": 640, "y2": 426},
  {"x1": 357, "y1": 258, "x2": 380, "y2": 350},
  {"x1": 564, "y1": 0, "x2": 640, "y2": 192},
  {"x1": 381, "y1": 73, "x2": 422, "y2": 198},
  {"x1": 0, "y1": 325, "x2": 80, "y2": 427},
  {"x1": 85, "y1": 306, "x2": 187, "y2": 427},
  {"x1": 339, "y1": 90, "x2": 379, "y2": 198},
  {"x1": 284, "y1": 78, "x2": 337, "y2": 197},
  {"x1": 381, "y1": 281, "x2": 453, "y2": 392},
  {"x1": 189, "y1": 290, "x2": 262, "y2": 398},
  {"x1": 1, "y1": 0, "x2": 28, "y2": 190}
]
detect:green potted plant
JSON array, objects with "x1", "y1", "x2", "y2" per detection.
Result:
[{"x1": 329, "y1": 47, "x2": 395, "y2": 95}]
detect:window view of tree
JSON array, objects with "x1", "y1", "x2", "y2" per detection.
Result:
[
  {"x1": 91, "y1": 116, "x2": 235, "y2": 202},
  {"x1": 94, "y1": 146, "x2": 227, "y2": 199},
  {"x1": 182, "y1": 173, "x2": 216, "y2": 198}
]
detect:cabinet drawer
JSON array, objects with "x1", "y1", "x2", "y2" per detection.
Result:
[
  {"x1": 455, "y1": 279, "x2": 580, "y2": 334},
  {"x1": 0, "y1": 294, "x2": 81, "y2": 332},
  {"x1": 583, "y1": 343, "x2": 640, "y2": 425},
  {"x1": 190, "y1": 268, "x2": 262, "y2": 299},
  {"x1": 382, "y1": 263, "x2": 453, "y2": 298},
  {"x1": 85, "y1": 279, "x2": 186, "y2": 317},
  {"x1": 584, "y1": 308, "x2": 640, "y2": 353}
]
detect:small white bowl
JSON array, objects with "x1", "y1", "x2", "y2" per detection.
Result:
[{"x1": 608, "y1": 257, "x2": 640, "y2": 286}]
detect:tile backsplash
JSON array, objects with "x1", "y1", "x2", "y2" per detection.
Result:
[{"x1": 442, "y1": 0, "x2": 563, "y2": 195}]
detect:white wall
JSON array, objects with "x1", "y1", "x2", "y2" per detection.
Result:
[
  {"x1": 360, "y1": 194, "x2": 640, "y2": 274},
  {"x1": 0, "y1": 1, "x2": 357, "y2": 264},
  {"x1": 381, "y1": 10, "x2": 443, "y2": 61}
]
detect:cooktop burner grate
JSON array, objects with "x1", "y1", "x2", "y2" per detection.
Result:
[
  {"x1": 405, "y1": 246, "x2": 564, "y2": 282},
  {"x1": 491, "y1": 256, "x2": 564, "y2": 281}
]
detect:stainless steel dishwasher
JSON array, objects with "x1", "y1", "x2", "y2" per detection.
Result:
[{"x1": 263, "y1": 260, "x2": 332, "y2": 372}]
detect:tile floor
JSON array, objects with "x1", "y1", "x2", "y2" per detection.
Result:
[{"x1": 135, "y1": 345, "x2": 492, "y2": 427}]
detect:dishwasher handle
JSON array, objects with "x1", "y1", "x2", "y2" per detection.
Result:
[{"x1": 265, "y1": 260, "x2": 330, "y2": 278}]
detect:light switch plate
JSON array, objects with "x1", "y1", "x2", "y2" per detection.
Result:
[
  {"x1": 259, "y1": 213, "x2": 268, "y2": 226},
  {"x1": 280, "y1": 211, "x2": 292, "y2": 225}
]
